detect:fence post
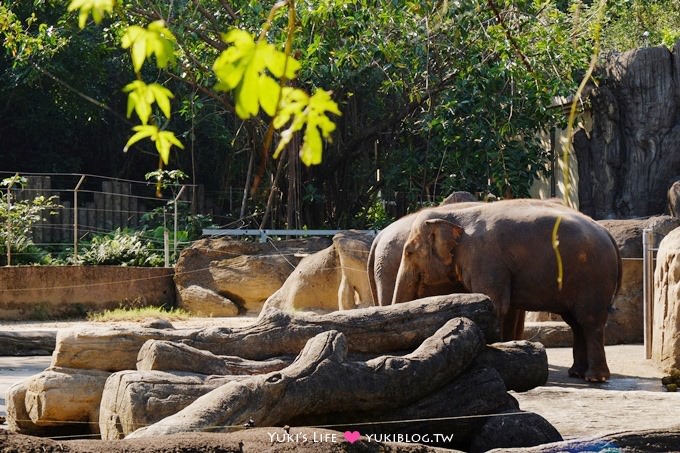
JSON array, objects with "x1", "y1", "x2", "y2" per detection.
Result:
[
  {"x1": 642, "y1": 228, "x2": 655, "y2": 359},
  {"x1": 73, "y1": 174, "x2": 86, "y2": 263},
  {"x1": 173, "y1": 185, "x2": 186, "y2": 262}
]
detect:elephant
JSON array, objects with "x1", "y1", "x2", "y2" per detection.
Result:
[
  {"x1": 262, "y1": 230, "x2": 374, "y2": 313},
  {"x1": 367, "y1": 193, "x2": 480, "y2": 306},
  {"x1": 668, "y1": 179, "x2": 680, "y2": 217},
  {"x1": 392, "y1": 199, "x2": 622, "y2": 382}
]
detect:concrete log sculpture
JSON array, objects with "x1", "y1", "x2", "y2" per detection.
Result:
[
  {"x1": 52, "y1": 294, "x2": 500, "y2": 371},
  {"x1": 136, "y1": 340, "x2": 294, "y2": 375},
  {"x1": 127, "y1": 318, "x2": 486, "y2": 438},
  {"x1": 9, "y1": 294, "x2": 555, "y2": 450}
]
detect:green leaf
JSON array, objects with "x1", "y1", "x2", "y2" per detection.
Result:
[
  {"x1": 148, "y1": 83, "x2": 174, "y2": 119},
  {"x1": 212, "y1": 28, "x2": 301, "y2": 120},
  {"x1": 273, "y1": 88, "x2": 340, "y2": 165},
  {"x1": 258, "y1": 75, "x2": 281, "y2": 117},
  {"x1": 67, "y1": 0, "x2": 115, "y2": 29},
  {"x1": 123, "y1": 125, "x2": 184, "y2": 165},
  {"x1": 121, "y1": 20, "x2": 175, "y2": 73},
  {"x1": 123, "y1": 125, "x2": 157, "y2": 152},
  {"x1": 155, "y1": 130, "x2": 185, "y2": 165},
  {"x1": 123, "y1": 81, "x2": 174, "y2": 123}
]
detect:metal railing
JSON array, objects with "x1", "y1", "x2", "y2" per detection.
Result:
[
  {"x1": 642, "y1": 228, "x2": 657, "y2": 359},
  {"x1": 202, "y1": 228, "x2": 379, "y2": 243}
]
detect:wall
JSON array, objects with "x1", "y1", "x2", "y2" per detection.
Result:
[{"x1": 0, "y1": 266, "x2": 175, "y2": 320}]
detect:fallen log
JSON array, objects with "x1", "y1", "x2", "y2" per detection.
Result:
[
  {"x1": 127, "y1": 317, "x2": 485, "y2": 438},
  {"x1": 136, "y1": 340, "x2": 294, "y2": 375},
  {"x1": 0, "y1": 331, "x2": 56, "y2": 356},
  {"x1": 469, "y1": 410, "x2": 562, "y2": 452},
  {"x1": 5, "y1": 380, "x2": 70, "y2": 437},
  {"x1": 99, "y1": 370, "x2": 245, "y2": 440},
  {"x1": 52, "y1": 294, "x2": 498, "y2": 371},
  {"x1": 476, "y1": 341, "x2": 548, "y2": 392},
  {"x1": 103, "y1": 339, "x2": 545, "y2": 439},
  {"x1": 291, "y1": 365, "x2": 520, "y2": 450},
  {"x1": 22, "y1": 367, "x2": 110, "y2": 434}
]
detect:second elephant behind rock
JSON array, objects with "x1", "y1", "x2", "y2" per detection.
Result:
[{"x1": 262, "y1": 231, "x2": 374, "y2": 313}]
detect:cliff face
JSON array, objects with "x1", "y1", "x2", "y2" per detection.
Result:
[{"x1": 574, "y1": 41, "x2": 680, "y2": 219}]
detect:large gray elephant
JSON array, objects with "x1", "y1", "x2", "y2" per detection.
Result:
[
  {"x1": 367, "y1": 192, "x2": 479, "y2": 306},
  {"x1": 392, "y1": 199, "x2": 622, "y2": 382}
]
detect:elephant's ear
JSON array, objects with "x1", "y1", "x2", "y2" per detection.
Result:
[{"x1": 425, "y1": 219, "x2": 464, "y2": 265}]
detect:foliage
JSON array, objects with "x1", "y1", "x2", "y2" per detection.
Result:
[
  {"x1": 139, "y1": 205, "x2": 213, "y2": 241},
  {"x1": 0, "y1": 175, "x2": 61, "y2": 265},
  {"x1": 3, "y1": 1, "x2": 680, "y2": 229},
  {"x1": 601, "y1": 0, "x2": 680, "y2": 51},
  {"x1": 69, "y1": 0, "x2": 341, "y2": 170},
  {"x1": 353, "y1": 199, "x2": 394, "y2": 230},
  {"x1": 77, "y1": 228, "x2": 164, "y2": 267}
]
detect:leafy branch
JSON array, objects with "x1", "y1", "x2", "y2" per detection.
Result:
[{"x1": 67, "y1": 0, "x2": 340, "y2": 179}]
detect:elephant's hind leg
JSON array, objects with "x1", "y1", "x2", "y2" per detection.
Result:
[
  {"x1": 582, "y1": 321, "x2": 610, "y2": 382},
  {"x1": 561, "y1": 312, "x2": 588, "y2": 378}
]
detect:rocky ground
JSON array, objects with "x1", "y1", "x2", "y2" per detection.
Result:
[{"x1": 2, "y1": 318, "x2": 680, "y2": 452}]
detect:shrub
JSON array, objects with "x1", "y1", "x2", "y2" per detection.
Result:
[{"x1": 78, "y1": 229, "x2": 164, "y2": 267}]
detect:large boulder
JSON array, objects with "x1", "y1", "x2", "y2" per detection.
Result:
[
  {"x1": 600, "y1": 215, "x2": 680, "y2": 344},
  {"x1": 652, "y1": 226, "x2": 680, "y2": 371},
  {"x1": 174, "y1": 237, "x2": 331, "y2": 315},
  {"x1": 526, "y1": 216, "x2": 680, "y2": 345}
]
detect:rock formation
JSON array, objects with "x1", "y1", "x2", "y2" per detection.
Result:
[
  {"x1": 652, "y1": 226, "x2": 680, "y2": 371},
  {"x1": 574, "y1": 44, "x2": 680, "y2": 219}
]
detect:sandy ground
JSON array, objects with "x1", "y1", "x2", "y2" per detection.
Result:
[{"x1": 1, "y1": 318, "x2": 679, "y2": 443}]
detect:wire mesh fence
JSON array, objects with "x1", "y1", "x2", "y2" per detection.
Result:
[{"x1": 0, "y1": 172, "x2": 204, "y2": 263}]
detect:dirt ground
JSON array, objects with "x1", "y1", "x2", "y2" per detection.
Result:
[{"x1": 2, "y1": 319, "x2": 680, "y2": 451}]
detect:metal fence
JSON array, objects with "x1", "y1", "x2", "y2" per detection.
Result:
[{"x1": 1, "y1": 172, "x2": 201, "y2": 262}]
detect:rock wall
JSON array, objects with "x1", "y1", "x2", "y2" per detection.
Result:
[
  {"x1": 574, "y1": 42, "x2": 680, "y2": 219},
  {"x1": 0, "y1": 266, "x2": 175, "y2": 320}
]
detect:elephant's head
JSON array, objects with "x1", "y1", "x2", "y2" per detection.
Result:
[{"x1": 392, "y1": 218, "x2": 464, "y2": 304}]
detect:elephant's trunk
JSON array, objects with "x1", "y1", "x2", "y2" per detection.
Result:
[{"x1": 392, "y1": 263, "x2": 420, "y2": 304}]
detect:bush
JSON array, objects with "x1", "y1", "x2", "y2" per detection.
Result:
[{"x1": 78, "y1": 229, "x2": 164, "y2": 267}]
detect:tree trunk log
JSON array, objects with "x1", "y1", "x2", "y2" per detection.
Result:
[
  {"x1": 53, "y1": 294, "x2": 498, "y2": 371},
  {"x1": 0, "y1": 331, "x2": 56, "y2": 356},
  {"x1": 22, "y1": 367, "x2": 110, "y2": 434},
  {"x1": 291, "y1": 365, "x2": 520, "y2": 450},
  {"x1": 99, "y1": 370, "x2": 246, "y2": 440},
  {"x1": 101, "y1": 338, "x2": 545, "y2": 440},
  {"x1": 136, "y1": 340, "x2": 294, "y2": 375},
  {"x1": 127, "y1": 317, "x2": 485, "y2": 438},
  {"x1": 476, "y1": 341, "x2": 548, "y2": 392}
]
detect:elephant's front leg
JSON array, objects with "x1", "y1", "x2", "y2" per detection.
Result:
[{"x1": 502, "y1": 308, "x2": 526, "y2": 341}]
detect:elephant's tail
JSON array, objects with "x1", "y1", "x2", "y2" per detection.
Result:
[
  {"x1": 367, "y1": 236, "x2": 379, "y2": 306},
  {"x1": 608, "y1": 230, "x2": 623, "y2": 306}
]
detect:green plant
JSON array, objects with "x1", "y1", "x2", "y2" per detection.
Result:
[
  {"x1": 0, "y1": 174, "x2": 61, "y2": 265},
  {"x1": 78, "y1": 228, "x2": 164, "y2": 267},
  {"x1": 354, "y1": 199, "x2": 394, "y2": 230}
]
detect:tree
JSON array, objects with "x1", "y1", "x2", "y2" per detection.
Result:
[{"x1": 3, "y1": 1, "x2": 646, "y2": 228}]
